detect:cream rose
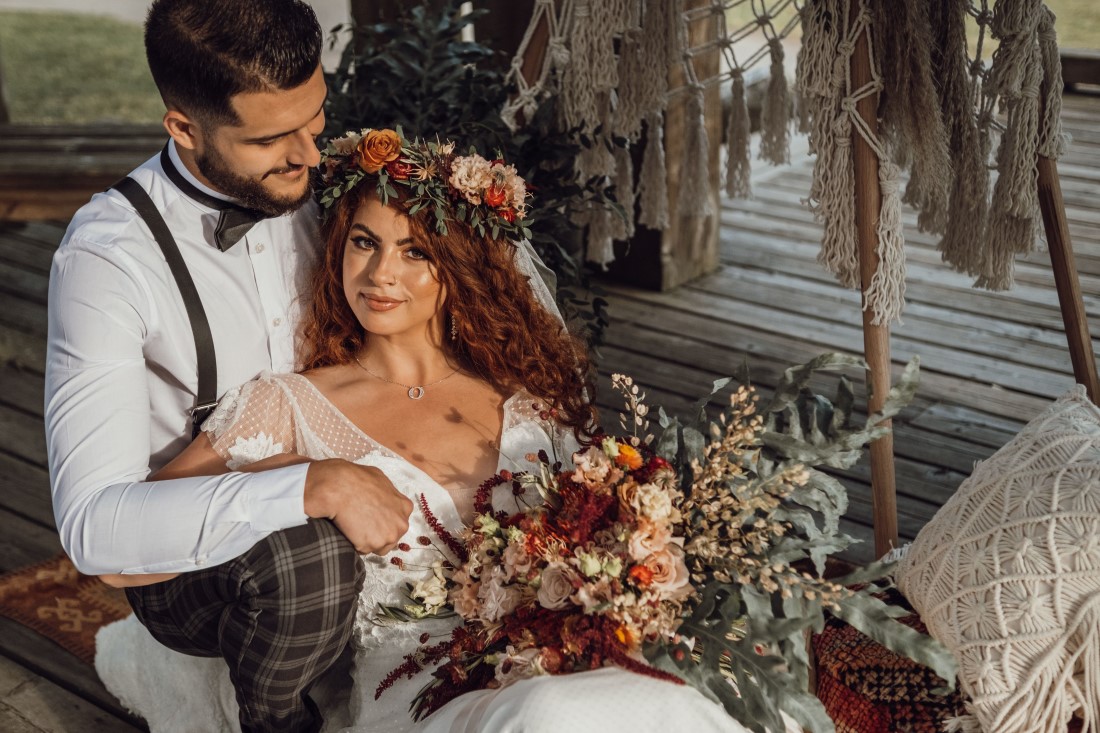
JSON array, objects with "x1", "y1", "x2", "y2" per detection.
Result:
[
  {"x1": 628, "y1": 518, "x2": 673, "y2": 562},
  {"x1": 537, "y1": 562, "x2": 576, "y2": 610},
  {"x1": 643, "y1": 544, "x2": 692, "y2": 599}
]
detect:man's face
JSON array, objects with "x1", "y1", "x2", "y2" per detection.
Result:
[{"x1": 193, "y1": 65, "x2": 327, "y2": 215}]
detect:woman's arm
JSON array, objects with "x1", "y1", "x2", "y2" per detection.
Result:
[{"x1": 98, "y1": 434, "x2": 313, "y2": 588}]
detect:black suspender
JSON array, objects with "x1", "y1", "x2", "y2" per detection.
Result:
[{"x1": 112, "y1": 176, "x2": 218, "y2": 438}]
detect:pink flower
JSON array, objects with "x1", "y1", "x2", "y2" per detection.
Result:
[{"x1": 572, "y1": 446, "x2": 622, "y2": 488}]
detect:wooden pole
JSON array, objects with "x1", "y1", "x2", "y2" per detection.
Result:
[
  {"x1": 849, "y1": 5, "x2": 898, "y2": 557},
  {"x1": 1037, "y1": 154, "x2": 1100, "y2": 403}
]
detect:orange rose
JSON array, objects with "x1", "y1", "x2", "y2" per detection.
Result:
[
  {"x1": 357, "y1": 129, "x2": 402, "y2": 174},
  {"x1": 615, "y1": 443, "x2": 643, "y2": 470}
]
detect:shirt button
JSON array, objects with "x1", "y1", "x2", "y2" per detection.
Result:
[
  {"x1": 272, "y1": 317, "x2": 282, "y2": 327},
  {"x1": 254, "y1": 243, "x2": 265, "y2": 253},
  {"x1": 196, "y1": 557, "x2": 207, "y2": 566}
]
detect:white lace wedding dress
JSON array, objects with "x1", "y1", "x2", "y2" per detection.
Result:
[{"x1": 96, "y1": 372, "x2": 791, "y2": 733}]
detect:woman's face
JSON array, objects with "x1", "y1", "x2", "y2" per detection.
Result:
[{"x1": 342, "y1": 196, "x2": 446, "y2": 340}]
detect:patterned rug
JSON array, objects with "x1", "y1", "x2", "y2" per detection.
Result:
[{"x1": 0, "y1": 553, "x2": 132, "y2": 665}]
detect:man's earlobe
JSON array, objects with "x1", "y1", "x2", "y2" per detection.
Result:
[{"x1": 164, "y1": 110, "x2": 200, "y2": 151}]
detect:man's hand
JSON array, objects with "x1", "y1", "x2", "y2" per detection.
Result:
[{"x1": 303, "y1": 459, "x2": 413, "y2": 555}]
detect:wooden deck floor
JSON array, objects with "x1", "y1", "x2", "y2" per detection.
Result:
[{"x1": 1, "y1": 92, "x2": 1098, "y2": 730}]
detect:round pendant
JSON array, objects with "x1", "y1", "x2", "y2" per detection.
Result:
[{"x1": 408, "y1": 386, "x2": 425, "y2": 400}]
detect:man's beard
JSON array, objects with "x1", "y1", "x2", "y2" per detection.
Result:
[{"x1": 196, "y1": 145, "x2": 313, "y2": 216}]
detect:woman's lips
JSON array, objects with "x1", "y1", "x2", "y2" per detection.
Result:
[{"x1": 364, "y1": 295, "x2": 403, "y2": 312}]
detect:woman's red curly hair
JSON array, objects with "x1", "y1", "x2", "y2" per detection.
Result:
[{"x1": 299, "y1": 184, "x2": 597, "y2": 441}]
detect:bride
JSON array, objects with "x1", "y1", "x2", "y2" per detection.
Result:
[{"x1": 96, "y1": 130, "x2": 792, "y2": 733}]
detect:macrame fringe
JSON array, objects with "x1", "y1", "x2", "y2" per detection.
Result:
[
  {"x1": 980, "y1": 594, "x2": 1100, "y2": 733},
  {"x1": 676, "y1": 87, "x2": 712, "y2": 220},
  {"x1": 613, "y1": 145, "x2": 636, "y2": 240},
  {"x1": 759, "y1": 38, "x2": 791, "y2": 165},
  {"x1": 638, "y1": 113, "x2": 669, "y2": 230},
  {"x1": 725, "y1": 72, "x2": 752, "y2": 199},
  {"x1": 585, "y1": 207, "x2": 616, "y2": 269},
  {"x1": 864, "y1": 158, "x2": 906, "y2": 326}
]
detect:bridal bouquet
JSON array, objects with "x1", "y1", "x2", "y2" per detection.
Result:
[{"x1": 378, "y1": 355, "x2": 957, "y2": 732}]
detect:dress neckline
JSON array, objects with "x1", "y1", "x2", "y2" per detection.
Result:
[{"x1": 285, "y1": 372, "x2": 522, "y2": 495}]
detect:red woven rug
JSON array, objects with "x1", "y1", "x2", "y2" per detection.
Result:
[{"x1": 0, "y1": 553, "x2": 132, "y2": 665}]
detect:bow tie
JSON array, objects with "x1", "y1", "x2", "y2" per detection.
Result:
[{"x1": 160, "y1": 146, "x2": 270, "y2": 251}]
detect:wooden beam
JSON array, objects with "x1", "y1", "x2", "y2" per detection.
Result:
[
  {"x1": 850, "y1": 2, "x2": 898, "y2": 557},
  {"x1": 1060, "y1": 48, "x2": 1100, "y2": 90},
  {"x1": 1037, "y1": 154, "x2": 1100, "y2": 403}
]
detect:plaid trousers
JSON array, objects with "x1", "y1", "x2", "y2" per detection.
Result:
[{"x1": 126, "y1": 519, "x2": 364, "y2": 733}]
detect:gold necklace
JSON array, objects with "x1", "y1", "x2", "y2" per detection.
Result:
[{"x1": 353, "y1": 356, "x2": 459, "y2": 400}]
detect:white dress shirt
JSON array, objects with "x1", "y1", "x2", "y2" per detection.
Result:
[{"x1": 45, "y1": 142, "x2": 321, "y2": 575}]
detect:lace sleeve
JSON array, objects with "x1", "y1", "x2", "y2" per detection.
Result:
[{"x1": 201, "y1": 373, "x2": 298, "y2": 470}]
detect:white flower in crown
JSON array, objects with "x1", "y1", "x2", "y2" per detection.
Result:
[
  {"x1": 331, "y1": 130, "x2": 364, "y2": 155},
  {"x1": 448, "y1": 154, "x2": 494, "y2": 205},
  {"x1": 226, "y1": 432, "x2": 285, "y2": 470}
]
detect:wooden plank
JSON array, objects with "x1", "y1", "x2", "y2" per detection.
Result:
[
  {"x1": 1061, "y1": 49, "x2": 1100, "y2": 89},
  {"x1": 0, "y1": 451, "x2": 52, "y2": 532},
  {"x1": 0, "y1": 329, "x2": 45, "y2": 373},
  {"x1": 0, "y1": 293, "x2": 46, "y2": 338},
  {"x1": 0, "y1": 231, "x2": 56, "y2": 274},
  {"x1": 605, "y1": 282, "x2": 1062, "y2": 416},
  {"x1": 1, "y1": 364, "x2": 44, "y2": 417},
  {"x1": 0, "y1": 654, "x2": 141, "y2": 733},
  {"x1": 0, "y1": 402, "x2": 47, "y2": 468},
  {"x1": 0, "y1": 261, "x2": 48, "y2": 303}
]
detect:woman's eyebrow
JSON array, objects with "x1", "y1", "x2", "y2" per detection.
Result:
[{"x1": 349, "y1": 222, "x2": 416, "y2": 245}]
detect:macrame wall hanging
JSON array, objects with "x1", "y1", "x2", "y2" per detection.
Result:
[{"x1": 501, "y1": 0, "x2": 1068, "y2": 322}]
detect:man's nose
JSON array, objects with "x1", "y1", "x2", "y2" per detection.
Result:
[{"x1": 287, "y1": 127, "x2": 321, "y2": 169}]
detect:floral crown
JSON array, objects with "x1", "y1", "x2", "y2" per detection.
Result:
[{"x1": 318, "y1": 127, "x2": 532, "y2": 242}]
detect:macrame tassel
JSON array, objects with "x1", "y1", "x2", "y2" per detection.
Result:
[
  {"x1": 725, "y1": 72, "x2": 752, "y2": 198},
  {"x1": 864, "y1": 159, "x2": 907, "y2": 325},
  {"x1": 871, "y1": 0, "x2": 951, "y2": 234},
  {"x1": 995, "y1": 56, "x2": 1042, "y2": 222},
  {"x1": 1037, "y1": 7, "x2": 1069, "y2": 159},
  {"x1": 585, "y1": 207, "x2": 616, "y2": 269},
  {"x1": 815, "y1": 114, "x2": 860, "y2": 289},
  {"x1": 795, "y1": 0, "x2": 841, "y2": 100},
  {"x1": 759, "y1": 38, "x2": 791, "y2": 165},
  {"x1": 612, "y1": 145, "x2": 636, "y2": 240},
  {"x1": 638, "y1": 113, "x2": 669, "y2": 230},
  {"x1": 934, "y1": 0, "x2": 990, "y2": 277},
  {"x1": 676, "y1": 87, "x2": 713, "y2": 220}
]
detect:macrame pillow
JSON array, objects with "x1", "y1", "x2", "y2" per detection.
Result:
[{"x1": 897, "y1": 385, "x2": 1100, "y2": 732}]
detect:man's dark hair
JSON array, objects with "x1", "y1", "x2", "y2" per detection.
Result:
[{"x1": 145, "y1": 0, "x2": 322, "y2": 127}]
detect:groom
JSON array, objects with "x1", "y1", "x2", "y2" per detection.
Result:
[{"x1": 43, "y1": 1, "x2": 412, "y2": 731}]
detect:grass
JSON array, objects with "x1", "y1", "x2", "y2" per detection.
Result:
[
  {"x1": 0, "y1": 10, "x2": 162, "y2": 124},
  {"x1": 0, "y1": 4, "x2": 1097, "y2": 125}
]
